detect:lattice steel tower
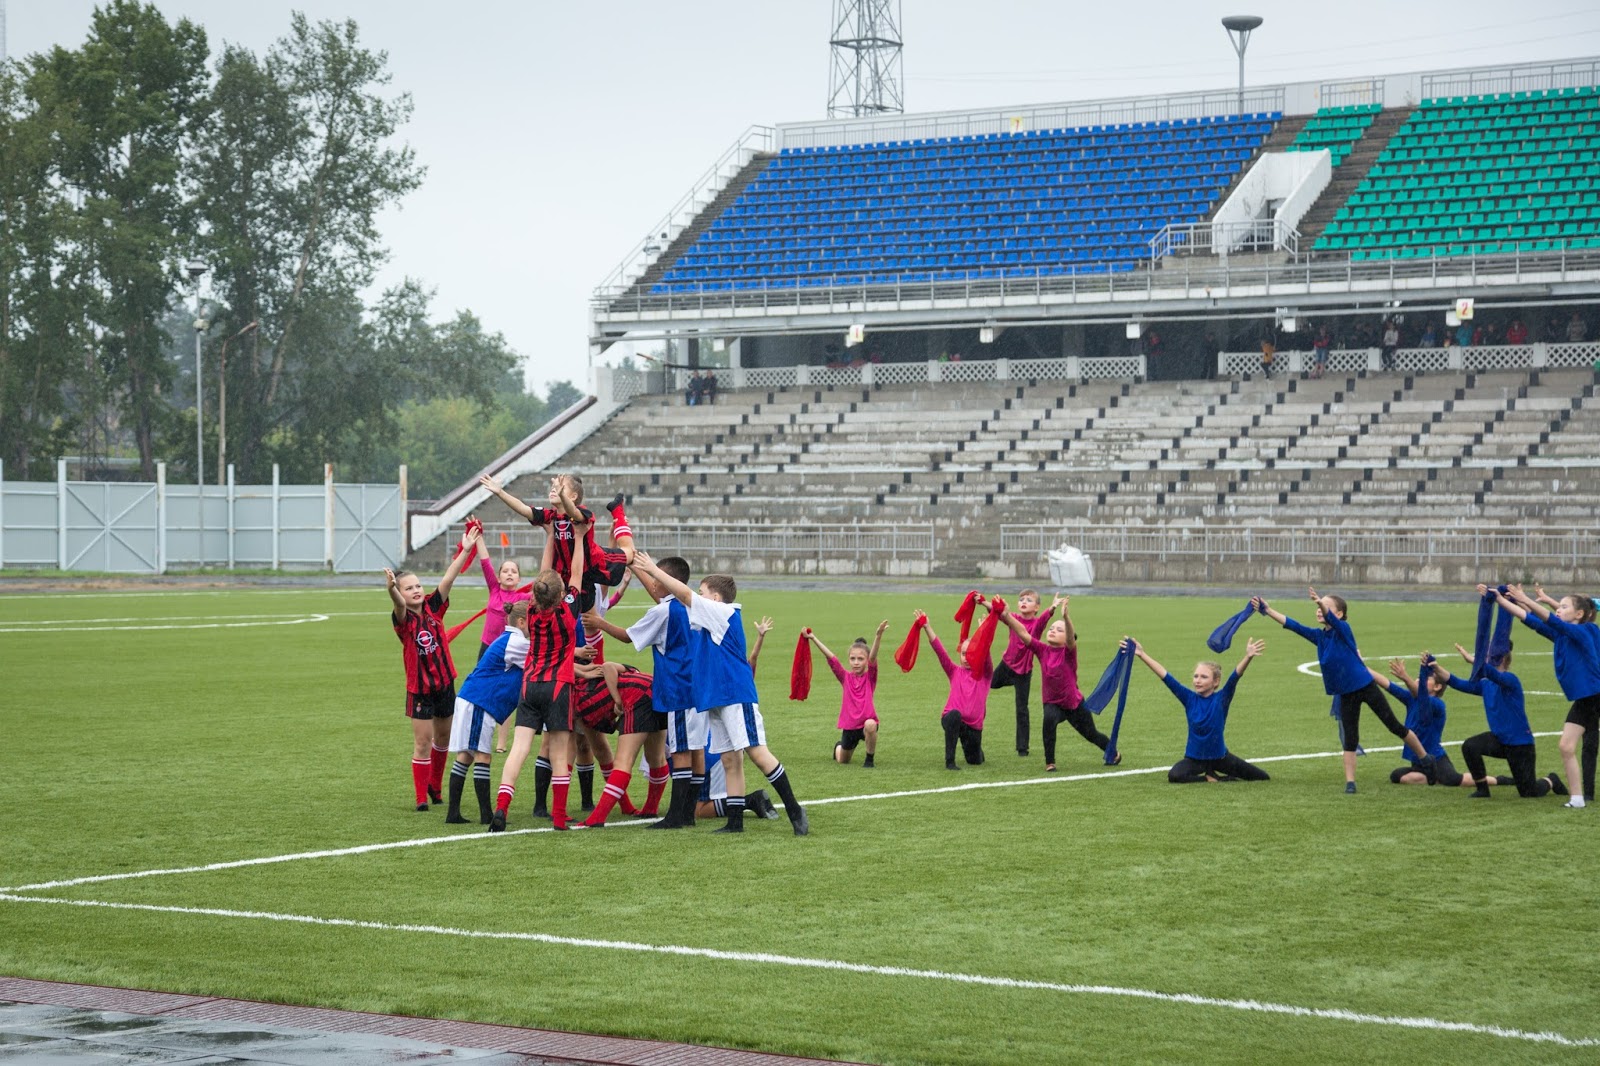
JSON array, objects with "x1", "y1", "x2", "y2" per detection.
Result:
[{"x1": 827, "y1": 0, "x2": 904, "y2": 119}]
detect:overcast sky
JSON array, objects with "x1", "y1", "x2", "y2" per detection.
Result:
[{"x1": 9, "y1": 1, "x2": 1600, "y2": 394}]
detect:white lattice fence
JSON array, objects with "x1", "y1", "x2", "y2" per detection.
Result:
[
  {"x1": 744, "y1": 367, "x2": 799, "y2": 389},
  {"x1": 812, "y1": 366, "x2": 863, "y2": 388},
  {"x1": 872, "y1": 362, "x2": 930, "y2": 386},
  {"x1": 1394, "y1": 347, "x2": 1455, "y2": 373},
  {"x1": 1548, "y1": 341, "x2": 1600, "y2": 369},
  {"x1": 1463, "y1": 344, "x2": 1536, "y2": 371},
  {"x1": 1221, "y1": 351, "x2": 1269, "y2": 375},
  {"x1": 939, "y1": 360, "x2": 997, "y2": 382},
  {"x1": 1017, "y1": 358, "x2": 1075, "y2": 380},
  {"x1": 612, "y1": 368, "x2": 648, "y2": 402},
  {"x1": 1081, "y1": 356, "x2": 1146, "y2": 380}
]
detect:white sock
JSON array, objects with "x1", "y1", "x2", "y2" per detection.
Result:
[{"x1": 1564, "y1": 795, "x2": 1586, "y2": 808}]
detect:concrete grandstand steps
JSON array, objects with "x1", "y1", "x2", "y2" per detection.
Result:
[{"x1": 1297, "y1": 106, "x2": 1413, "y2": 247}]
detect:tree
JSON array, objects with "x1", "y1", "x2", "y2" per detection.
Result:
[
  {"x1": 28, "y1": 0, "x2": 210, "y2": 479},
  {"x1": 545, "y1": 380, "x2": 584, "y2": 414},
  {"x1": 192, "y1": 14, "x2": 423, "y2": 482}
]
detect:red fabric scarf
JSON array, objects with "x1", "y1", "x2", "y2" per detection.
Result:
[
  {"x1": 963, "y1": 596, "x2": 1007, "y2": 675},
  {"x1": 894, "y1": 615, "x2": 928, "y2": 673},
  {"x1": 953, "y1": 590, "x2": 981, "y2": 643},
  {"x1": 790, "y1": 631, "x2": 813, "y2": 700}
]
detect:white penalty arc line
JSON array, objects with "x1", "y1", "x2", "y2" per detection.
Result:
[
  {"x1": 0, "y1": 893, "x2": 1593, "y2": 1050},
  {"x1": 0, "y1": 734, "x2": 1564, "y2": 896},
  {"x1": 0, "y1": 614, "x2": 329, "y2": 634}
]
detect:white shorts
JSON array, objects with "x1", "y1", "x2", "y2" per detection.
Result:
[
  {"x1": 701, "y1": 749, "x2": 728, "y2": 802},
  {"x1": 666, "y1": 708, "x2": 707, "y2": 756},
  {"x1": 706, "y1": 702, "x2": 766, "y2": 755},
  {"x1": 448, "y1": 697, "x2": 496, "y2": 755}
]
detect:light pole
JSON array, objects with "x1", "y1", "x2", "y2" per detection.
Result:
[
  {"x1": 185, "y1": 259, "x2": 209, "y2": 486},
  {"x1": 1222, "y1": 15, "x2": 1263, "y2": 115},
  {"x1": 218, "y1": 320, "x2": 258, "y2": 484}
]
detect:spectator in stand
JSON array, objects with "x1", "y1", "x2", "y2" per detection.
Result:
[
  {"x1": 1568, "y1": 311, "x2": 1590, "y2": 343},
  {"x1": 1144, "y1": 329, "x2": 1163, "y2": 362},
  {"x1": 684, "y1": 370, "x2": 704, "y2": 406},
  {"x1": 1419, "y1": 321, "x2": 1438, "y2": 347},
  {"x1": 1259, "y1": 335, "x2": 1277, "y2": 378},
  {"x1": 1479, "y1": 322, "x2": 1500, "y2": 347},
  {"x1": 1455, "y1": 319, "x2": 1474, "y2": 348},
  {"x1": 1311, "y1": 326, "x2": 1330, "y2": 379},
  {"x1": 1380, "y1": 318, "x2": 1400, "y2": 370},
  {"x1": 1505, "y1": 319, "x2": 1529, "y2": 346},
  {"x1": 701, "y1": 368, "x2": 718, "y2": 405}
]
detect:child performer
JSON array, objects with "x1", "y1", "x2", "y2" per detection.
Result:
[
  {"x1": 998, "y1": 595, "x2": 1115, "y2": 771},
  {"x1": 1253, "y1": 587, "x2": 1436, "y2": 793},
  {"x1": 445, "y1": 601, "x2": 530, "y2": 823},
  {"x1": 804, "y1": 620, "x2": 889, "y2": 767},
  {"x1": 384, "y1": 527, "x2": 476, "y2": 811},
  {"x1": 1126, "y1": 636, "x2": 1271, "y2": 783},
  {"x1": 473, "y1": 526, "x2": 531, "y2": 753},
  {"x1": 1494, "y1": 584, "x2": 1600, "y2": 809},
  {"x1": 918, "y1": 597, "x2": 1002, "y2": 770},
  {"x1": 1369, "y1": 657, "x2": 1454, "y2": 786},
  {"x1": 631, "y1": 551, "x2": 809, "y2": 835},
  {"x1": 1424, "y1": 638, "x2": 1567, "y2": 800},
  {"x1": 990, "y1": 588, "x2": 1053, "y2": 757},
  {"x1": 478, "y1": 474, "x2": 634, "y2": 609},
  {"x1": 488, "y1": 521, "x2": 586, "y2": 832}
]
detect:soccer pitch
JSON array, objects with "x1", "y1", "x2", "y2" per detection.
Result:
[{"x1": 3, "y1": 581, "x2": 1597, "y2": 1065}]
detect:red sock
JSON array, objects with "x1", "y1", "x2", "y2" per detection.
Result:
[
  {"x1": 496, "y1": 784, "x2": 515, "y2": 814},
  {"x1": 411, "y1": 760, "x2": 431, "y2": 806},
  {"x1": 429, "y1": 744, "x2": 449, "y2": 792},
  {"x1": 551, "y1": 775, "x2": 571, "y2": 829},
  {"x1": 642, "y1": 766, "x2": 670, "y2": 815},
  {"x1": 586, "y1": 769, "x2": 632, "y2": 825},
  {"x1": 609, "y1": 501, "x2": 630, "y2": 540}
]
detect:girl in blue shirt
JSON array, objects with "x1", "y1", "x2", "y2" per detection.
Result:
[
  {"x1": 1254, "y1": 587, "x2": 1435, "y2": 793},
  {"x1": 1494, "y1": 584, "x2": 1600, "y2": 810},
  {"x1": 1423, "y1": 644, "x2": 1566, "y2": 800},
  {"x1": 1125, "y1": 636, "x2": 1271, "y2": 784}
]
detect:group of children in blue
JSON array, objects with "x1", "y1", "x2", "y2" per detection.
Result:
[{"x1": 388, "y1": 477, "x2": 1600, "y2": 824}]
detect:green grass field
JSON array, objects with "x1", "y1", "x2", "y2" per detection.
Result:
[{"x1": 4, "y1": 580, "x2": 1598, "y2": 1065}]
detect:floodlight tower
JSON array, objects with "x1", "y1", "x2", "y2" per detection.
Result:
[
  {"x1": 827, "y1": 0, "x2": 904, "y2": 119},
  {"x1": 1222, "y1": 15, "x2": 1264, "y2": 115},
  {"x1": 1, "y1": 0, "x2": 8, "y2": 63}
]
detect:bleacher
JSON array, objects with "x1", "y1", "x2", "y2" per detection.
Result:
[
  {"x1": 1286, "y1": 103, "x2": 1380, "y2": 167},
  {"x1": 653, "y1": 113, "x2": 1281, "y2": 292},
  {"x1": 1316, "y1": 85, "x2": 1600, "y2": 259}
]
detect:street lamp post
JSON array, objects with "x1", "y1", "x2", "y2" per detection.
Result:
[
  {"x1": 1222, "y1": 15, "x2": 1264, "y2": 115},
  {"x1": 185, "y1": 259, "x2": 209, "y2": 486},
  {"x1": 218, "y1": 320, "x2": 259, "y2": 485}
]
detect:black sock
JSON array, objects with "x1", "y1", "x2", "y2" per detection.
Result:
[
  {"x1": 687, "y1": 773, "x2": 705, "y2": 825},
  {"x1": 533, "y1": 757, "x2": 552, "y2": 812},
  {"x1": 765, "y1": 762, "x2": 801, "y2": 817},
  {"x1": 720, "y1": 795, "x2": 745, "y2": 831},
  {"x1": 577, "y1": 762, "x2": 595, "y2": 808},
  {"x1": 863, "y1": 752, "x2": 875, "y2": 767},
  {"x1": 473, "y1": 764, "x2": 492, "y2": 821},
  {"x1": 446, "y1": 761, "x2": 468, "y2": 815},
  {"x1": 650, "y1": 769, "x2": 692, "y2": 828}
]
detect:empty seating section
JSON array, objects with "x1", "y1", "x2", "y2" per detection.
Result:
[
  {"x1": 652, "y1": 114, "x2": 1281, "y2": 293},
  {"x1": 1315, "y1": 86, "x2": 1600, "y2": 259},
  {"x1": 1287, "y1": 103, "x2": 1379, "y2": 167}
]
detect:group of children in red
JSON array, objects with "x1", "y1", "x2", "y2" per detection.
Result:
[{"x1": 387, "y1": 479, "x2": 1600, "y2": 821}]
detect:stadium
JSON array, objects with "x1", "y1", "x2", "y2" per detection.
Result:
[{"x1": 6, "y1": 4, "x2": 1600, "y2": 1065}]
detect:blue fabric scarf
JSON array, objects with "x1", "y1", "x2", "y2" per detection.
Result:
[
  {"x1": 1471, "y1": 585, "x2": 1513, "y2": 681},
  {"x1": 1084, "y1": 641, "x2": 1137, "y2": 765},
  {"x1": 1207, "y1": 601, "x2": 1257, "y2": 653}
]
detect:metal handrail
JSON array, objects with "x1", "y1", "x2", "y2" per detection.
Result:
[{"x1": 1148, "y1": 218, "x2": 1301, "y2": 261}]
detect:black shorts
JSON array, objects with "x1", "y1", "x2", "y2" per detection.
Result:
[
  {"x1": 406, "y1": 686, "x2": 455, "y2": 720},
  {"x1": 1565, "y1": 693, "x2": 1600, "y2": 730},
  {"x1": 838, "y1": 728, "x2": 866, "y2": 750},
  {"x1": 620, "y1": 702, "x2": 667, "y2": 735},
  {"x1": 515, "y1": 680, "x2": 572, "y2": 733}
]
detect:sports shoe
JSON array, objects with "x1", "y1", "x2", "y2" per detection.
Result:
[
  {"x1": 606, "y1": 492, "x2": 626, "y2": 512},
  {"x1": 1045, "y1": 764, "x2": 1058, "y2": 773},
  {"x1": 946, "y1": 761, "x2": 960, "y2": 771},
  {"x1": 749, "y1": 790, "x2": 780, "y2": 819},
  {"x1": 443, "y1": 810, "x2": 469, "y2": 825},
  {"x1": 713, "y1": 822, "x2": 744, "y2": 834},
  {"x1": 428, "y1": 787, "x2": 443, "y2": 805},
  {"x1": 1548, "y1": 771, "x2": 1569, "y2": 796},
  {"x1": 530, "y1": 806, "x2": 551, "y2": 820},
  {"x1": 1110, "y1": 751, "x2": 1123, "y2": 765},
  {"x1": 488, "y1": 810, "x2": 506, "y2": 832},
  {"x1": 1562, "y1": 800, "x2": 1586, "y2": 809},
  {"x1": 1343, "y1": 781, "x2": 1357, "y2": 794},
  {"x1": 862, "y1": 753, "x2": 875, "y2": 768},
  {"x1": 791, "y1": 809, "x2": 810, "y2": 836},
  {"x1": 415, "y1": 802, "x2": 430, "y2": 812}
]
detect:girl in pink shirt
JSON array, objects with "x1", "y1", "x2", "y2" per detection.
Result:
[
  {"x1": 917, "y1": 602, "x2": 1001, "y2": 770},
  {"x1": 991, "y1": 587, "x2": 1054, "y2": 757},
  {"x1": 805, "y1": 620, "x2": 889, "y2": 768},
  {"x1": 998, "y1": 595, "x2": 1117, "y2": 771},
  {"x1": 475, "y1": 538, "x2": 530, "y2": 752}
]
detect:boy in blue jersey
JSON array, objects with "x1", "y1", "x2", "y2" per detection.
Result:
[
  {"x1": 612, "y1": 554, "x2": 706, "y2": 830},
  {"x1": 444, "y1": 601, "x2": 530, "y2": 824},
  {"x1": 631, "y1": 552, "x2": 809, "y2": 835},
  {"x1": 1424, "y1": 644, "x2": 1567, "y2": 800},
  {"x1": 1125, "y1": 636, "x2": 1271, "y2": 783}
]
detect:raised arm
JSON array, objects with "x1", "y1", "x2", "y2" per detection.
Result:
[
  {"x1": 1533, "y1": 583, "x2": 1561, "y2": 610},
  {"x1": 1055, "y1": 595, "x2": 1076, "y2": 650},
  {"x1": 582, "y1": 609, "x2": 632, "y2": 643},
  {"x1": 436, "y1": 528, "x2": 479, "y2": 600},
  {"x1": 804, "y1": 627, "x2": 837, "y2": 662},
  {"x1": 1234, "y1": 637, "x2": 1265, "y2": 678},
  {"x1": 1496, "y1": 583, "x2": 1541, "y2": 621},
  {"x1": 479, "y1": 474, "x2": 534, "y2": 522},
  {"x1": 868, "y1": 619, "x2": 889, "y2": 663},
  {"x1": 630, "y1": 550, "x2": 692, "y2": 606},
  {"x1": 1126, "y1": 636, "x2": 1165, "y2": 680},
  {"x1": 606, "y1": 568, "x2": 634, "y2": 609},
  {"x1": 1385, "y1": 656, "x2": 1419, "y2": 697},
  {"x1": 1250, "y1": 595, "x2": 1287, "y2": 626},
  {"x1": 998, "y1": 610, "x2": 1031, "y2": 641},
  {"x1": 384, "y1": 567, "x2": 406, "y2": 615},
  {"x1": 567, "y1": 517, "x2": 587, "y2": 591},
  {"x1": 748, "y1": 616, "x2": 773, "y2": 671},
  {"x1": 553, "y1": 478, "x2": 585, "y2": 524}
]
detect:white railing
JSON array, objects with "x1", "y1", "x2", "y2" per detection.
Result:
[
  {"x1": 630, "y1": 355, "x2": 1149, "y2": 400},
  {"x1": 1421, "y1": 59, "x2": 1600, "y2": 101},
  {"x1": 1217, "y1": 341, "x2": 1600, "y2": 377},
  {"x1": 1150, "y1": 219, "x2": 1302, "y2": 261},
  {"x1": 1000, "y1": 523, "x2": 1600, "y2": 569}
]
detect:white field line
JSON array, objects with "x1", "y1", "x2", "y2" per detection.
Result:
[
  {"x1": 0, "y1": 615, "x2": 329, "y2": 634},
  {"x1": 1, "y1": 893, "x2": 1594, "y2": 1049},
  {"x1": 1, "y1": 733, "x2": 1564, "y2": 896}
]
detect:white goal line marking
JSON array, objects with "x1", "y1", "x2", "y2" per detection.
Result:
[
  {"x1": 1, "y1": 892, "x2": 1593, "y2": 1049},
  {"x1": 1, "y1": 733, "x2": 1562, "y2": 896}
]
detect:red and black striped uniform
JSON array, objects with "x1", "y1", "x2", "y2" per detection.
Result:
[
  {"x1": 394, "y1": 590, "x2": 455, "y2": 694},
  {"x1": 523, "y1": 588, "x2": 581, "y2": 688},
  {"x1": 528, "y1": 506, "x2": 599, "y2": 586}
]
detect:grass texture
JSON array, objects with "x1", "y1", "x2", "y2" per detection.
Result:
[{"x1": 3, "y1": 580, "x2": 1598, "y2": 1065}]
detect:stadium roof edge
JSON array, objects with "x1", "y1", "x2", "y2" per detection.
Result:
[{"x1": 772, "y1": 54, "x2": 1600, "y2": 149}]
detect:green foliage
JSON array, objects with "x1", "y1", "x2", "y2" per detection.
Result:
[
  {"x1": 2, "y1": 585, "x2": 1597, "y2": 1064},
  {"x1": 545, "y1": 379, "x2": 584, "y2": 414}
]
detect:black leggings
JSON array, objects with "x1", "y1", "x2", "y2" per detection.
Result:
[
  {"x1": 1042, "y1": 702, "x2": 1109, "y2": 765},
  {"x1": 1337, "y1": 682, "x2": 1410, "y2": 752},
  {"x1": 941, "y1": 710, "x2": 984, "y2": 765},
  {"x1": 1391, "y1": 754, "x2": 1466, "y2": 786},
  {"x1": 991, "y1": 663, "x2": 1032, "y2": 753},
  {"x1": 1461, "y1": 733, "x2": 1549, "y2": 797},
  {"x1": 1169, "y1": 753, "x2": 1270, "y2": 783},
  {"x1": 1586, "y1": 726, "x2": 1598, "y2": 801}
]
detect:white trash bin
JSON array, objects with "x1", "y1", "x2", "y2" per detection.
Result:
[{"x1": 1047, "y1": 545, "x2": 1095, "y2": 588}]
